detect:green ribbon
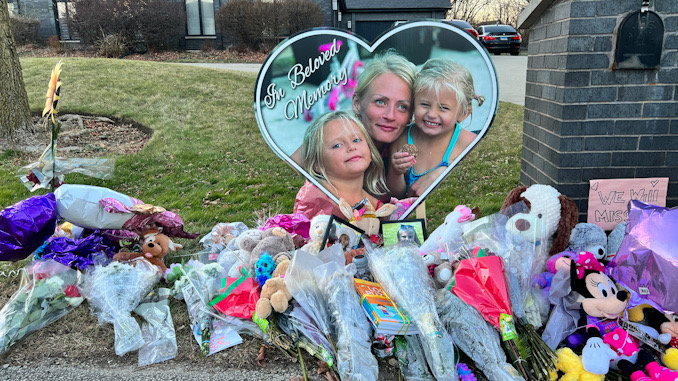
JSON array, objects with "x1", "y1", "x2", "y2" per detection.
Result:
[{"x1": 209, "y1": 276, "x2": 247, "y2": 307}]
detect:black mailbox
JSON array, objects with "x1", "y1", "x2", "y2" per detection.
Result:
[{"x1": 615, "y1": 10, "x2": 663, "y2": 69}]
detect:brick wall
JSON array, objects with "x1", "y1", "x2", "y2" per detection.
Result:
[{"x1": 522, "y1": 0, "x2": 678, "y2": 220}]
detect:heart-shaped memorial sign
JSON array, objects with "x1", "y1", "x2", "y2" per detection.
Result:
[{"x1": 254, "y1": 20, "x2": 498, "y2": 219}]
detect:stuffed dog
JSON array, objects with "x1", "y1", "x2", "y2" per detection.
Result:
[{"x1": 502, "y1": 184, "x2": 579, "y2": 256}]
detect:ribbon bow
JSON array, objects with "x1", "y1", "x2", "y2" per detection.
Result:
[{"x1": 574, "y1": 251, "x2": 605, "y2": 279}]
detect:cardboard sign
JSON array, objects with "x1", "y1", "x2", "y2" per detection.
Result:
[
  {"x1": 253, "y1": 21, "x2": 499, "y2": 219},
  {"x1": 587, "y1": 178, "x2": 668, "y2": 230}
]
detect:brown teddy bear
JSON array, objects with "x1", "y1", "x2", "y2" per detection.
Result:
[
  {"x1": 112, "y1": 228, "x2": 182, "y2": 275},
  {"x1": 255, "y1": 259, "x2": 292, "y2": 318},
  {"x1": 240, "y1": 227, "x2": 295, "y2": 268}
]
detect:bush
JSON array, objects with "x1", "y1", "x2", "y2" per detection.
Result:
[
  {"x1": 47, "y1": 35, "x2": 64, "y2": 53},
  {"x1": 95, "y1": 33, "x2": 128, "y2": 57},
  {"x1": 138, "y1": 0, "x2": 186, "y2": 52},
  {"x1": 10, "y1": 15, "x2": 40, "y2": 45},
  {"x1": 69, "y1": 0, "x2": 185, "y2": 54},
  {"x1": 216, "y1": 0, "x2": 323, "y2": 51}
]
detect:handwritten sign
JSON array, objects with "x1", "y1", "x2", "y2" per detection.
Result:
[{"x1": 587, "y1": 178, "x2": 668, "y2": 230}]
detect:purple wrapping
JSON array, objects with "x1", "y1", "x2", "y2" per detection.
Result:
[
  {"x1": 99, "y1": 198, "x2": 199, "y2": 239},
  {"x1": 608, "y1": 200, "x2": 678, "y2": 313},
  {"x1": 260, "y1": 213, "x2": 311, "y2": 240},
  {"x1": 38, "y1": 232, "x2": 116, "y2": 270},
  {"x1": 0, "y1": 193, "x2": 57, "y2": 262}
]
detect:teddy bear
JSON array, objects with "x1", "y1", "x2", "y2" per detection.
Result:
[
  {"x1": 255, "y1": 258, "x2": 292, "y2": 319},
  {"x1": 569, "y1": 223, "x2": 608, "y2": 261},
  {"x1": 502, "y1": 184, "x2": 579, "y2": 256},
  {"x1": 113, "y1": 227, "x2": 182, "y2": 275},
  {"x1": 301, "y1": 214, "x2": 333, "y2": 255},
  {"x1": 338, "y1": 198, "x2": 397, "y2": 237},
  {"x1": 606, "y1": 222, "x2": 627, "y2": 262},
  {"x1": 217, "y1": 228, "x2": 263, "y2": 278},
  {"x1": 241, "y1": 226, "x2": 295, "y2": 268}
]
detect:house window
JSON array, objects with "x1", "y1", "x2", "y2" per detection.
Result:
[{"x1": 186, "y1": 0, "x2": 215, "y2": 36}]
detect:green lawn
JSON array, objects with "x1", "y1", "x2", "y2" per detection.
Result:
[{"x1": 2, "y1": 57, "x2": 523, "y2": 257}]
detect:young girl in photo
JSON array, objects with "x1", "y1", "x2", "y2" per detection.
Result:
[
  {"x1": 294, "y1": 111, "x2": 388, "y2": 219},
  {"x1": 387, "y1": 58, "x2": 485, "y2": 198}
]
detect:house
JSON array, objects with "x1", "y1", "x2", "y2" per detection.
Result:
[{"x1": 8, "y1": 0, "x2": 451, "y2": 49}]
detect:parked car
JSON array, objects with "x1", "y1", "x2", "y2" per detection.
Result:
[
  {"x1": 477, "y1": 24, "x2": 522, "y2": 55},
  {"x1": 447, "y1": 19, "x2": 479, "y2": 40}
]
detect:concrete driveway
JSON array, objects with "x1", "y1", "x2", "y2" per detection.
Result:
[{"x1": 178, "y1": 55, "x2": 528, "y2": 105}]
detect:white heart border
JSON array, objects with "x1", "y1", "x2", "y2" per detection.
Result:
[{"x1": 254, "y1": 20, "x2": 499, "y2": 219}]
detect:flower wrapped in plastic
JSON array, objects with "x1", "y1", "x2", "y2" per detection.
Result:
[
  {"x1": 0, "y1": 259, "x2": 83, "y2": 355},
  {"x1": 81, "y1": 257, "x2": 161, "y2": 356},
  {"x1": 364, "y1": 242, "x2": 457, "y2": 381},
  {"x1": 315, "y1": 259, "x2": 378, "y2": 381},
  {"x1": 169, "y1": 259, "x2": 266, "y2": 355},
  {"x1": 436, "y1": 289, "x2": 524, "y2": 381}
]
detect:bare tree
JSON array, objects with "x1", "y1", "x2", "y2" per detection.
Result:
[
  {"x1": 448, "y1": 0, "x2": 490, "y2": 25},
  {"x1": 484, "y1": 0, "x2": 529, "y2": 26},
  {"x1": 0, "y1": 0, "x2": 32, "y2": 137}
]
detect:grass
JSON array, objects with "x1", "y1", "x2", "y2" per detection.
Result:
[{"x1": 0, "y1": 57, "x2": 523, "y2": 371}]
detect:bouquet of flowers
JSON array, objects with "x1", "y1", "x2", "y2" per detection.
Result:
[
  {"x1": 81, "y1": 258, "x2": 161, "y2": 356},
  {"x1": 169, "y1": 260, "x2": 223, "y2": 355},
  {"x1": 0, "y1": 259, "x2": 83, "y2": 355},
  {"x1": 364, "y1": 242, "x2": 457, "y2": 381},
  {"x1": 315, "y1": 260, "x2": 378, "y2": 381}
]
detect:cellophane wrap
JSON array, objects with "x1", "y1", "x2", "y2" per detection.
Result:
[
  {"x1": 0, "y1": 259, "x2": 83, "y2": 355},
  {"x1": 365, "y1": 242, "x2": 458, "y2": 381},
  {"x1": 436, "y1": 289, "x2": 525, "y2": 381},
  {"x1": 394, "y1": 335, "x2": 435, "y2": 381},
  {"x1": 171, "y1": 260, "x2": 265, "y2": 354},
  {"x1": 608, "y1": 199, "x2": 678, "y2": 313},
  {"x1": 0, "y1": 193, "x2": 57, "y2": 262},
  {"x1": 461, "y1": 201, "x2": 544, "y2": 323},
  {"x1": 315, "y1": 260, "x2": 378, "y2": 381},
  {"x1": 81, "y1": 258, "x2": 161, "y2": 356},
  {"x1": 285, "y1": 249, "x2": 334, "y2": 352},
  {"x1": 133, "y1": 288, "x2": 177, "y2": 367}
]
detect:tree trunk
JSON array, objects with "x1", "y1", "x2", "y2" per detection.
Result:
[{"x1": 0, "y1": 1, "x2": 33, "y2": 137}]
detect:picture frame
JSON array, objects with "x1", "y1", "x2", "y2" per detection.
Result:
[
  {"x1": 380, "y1": 219, "x2": 427, "y2": 247},
  {"x1": 320, "y1": 214, "x2": 366, "y2": 252}
]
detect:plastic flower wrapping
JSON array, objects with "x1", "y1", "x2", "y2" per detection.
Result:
[
  {"x1": 364, "y1": 242, "x2": 458, "y2": 381},
  {"x1": 133, "y1": 288, "x2": 177, "y2": 367},
  {"x1": 460, "y1": 201, "x2": 543, "y2": 323},
  {"x1": 284, "y1": 248, "x2": 335, "y2": 357},
  {"x1": 80, "y1": 258, "x2": 161, "y2": 356},
  {"x1": 314, "y1": 256, "x2": 378, "y2": 381},
  {"x1": 436, "y1": 289, "x2": 524, "y2": 381},
  {"x1": 169, "y1": 259, "x2": 265, "y2": 356},
  {"x1": 0, "y1": 259, "x2": 83, "y2": 355}
]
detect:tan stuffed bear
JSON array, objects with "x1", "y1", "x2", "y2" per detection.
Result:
[
  {"x1": 301, "y1": 214, "x2": 332, "y2": 254},
  {"x1": 255, "y1": 259, "x2": 292, "y2": 318},
  {"x1": 113, "y1": 228, "x2": 182, "y2": 274},
  {"x1": 339, "y1": 199, "x2": 397, "y2": 236}
]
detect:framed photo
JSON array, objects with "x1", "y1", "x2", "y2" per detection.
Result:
[
  {"x1": 320, "y1": 214, "x2": 365, "y2": 252},
  {"x1": 380, "y1": 219, "x2": 427, "y2": 247}
]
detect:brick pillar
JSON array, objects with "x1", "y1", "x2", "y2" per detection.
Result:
[{"x1": 521, "y1": 0, "x2": 678, "y2": 219}]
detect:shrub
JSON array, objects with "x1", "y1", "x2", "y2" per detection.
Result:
[
  {"x1": 95, "y1": 33, "x2": 128, "y2": 57},
  {"x1": 283, "y1": 0, "x2": 323, "y2": 36},
  {"x1": 216, "y1": 0, "x2": 323, "y2": 51},
  {"x1": 69, "y1": 0, "x2": 185, "y2": 53},
  {"x1": 47, "y1": 35, "x2": 64, "y2": 53},
  {"x1": 10, "y1": 15, "x2": 40, "y2": 45},
  {"x1": 138, "y1": 0, "x2": 186, "y2": 51}
]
